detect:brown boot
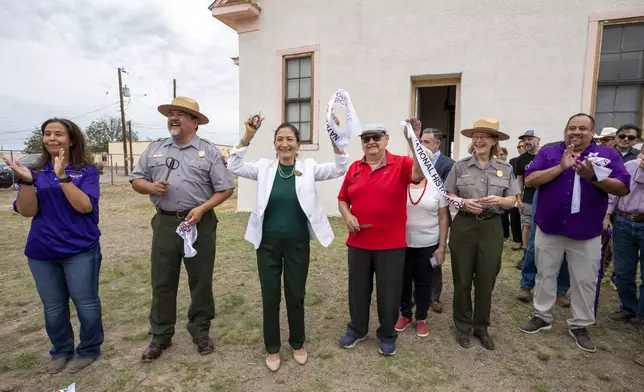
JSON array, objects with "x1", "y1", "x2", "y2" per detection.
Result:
[
  {"x1": 473, "y1": 329, "x2": 495, "y2": 350},
  {"x1": 194, "y1": 337, "x2": 214, "y2": 355},
  {"x1": 141, "y1": 341, "x2": 172, "y2": 362},
  {"x1": 517, "y1": 287, "x2": 532, "y2": 302}
]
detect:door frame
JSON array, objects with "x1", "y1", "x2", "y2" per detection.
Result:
[{"x1": 410, "y1": 76, "x2": 462, "y2": 160}]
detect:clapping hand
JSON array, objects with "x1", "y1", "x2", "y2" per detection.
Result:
[
  {"x1": 560, "y1": 144, "x2": 580, "y2": 170},
  {"x1": 1, "y1": 153, "x2": 33, "y2": 182},
  {"x1": 53, "y1": 148, "x2": 67, "y2": 179},
  {"x1": 572, "y1": 157, "x2": 595, "y2": 180}
]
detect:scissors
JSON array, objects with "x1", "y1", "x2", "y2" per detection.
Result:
[{"x1": 165, "y1": 157, "x2": 180, "y2": 181}]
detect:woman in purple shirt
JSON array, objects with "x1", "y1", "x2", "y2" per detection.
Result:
[{"x1": 2, "y1": 118, "x2": 102, "y2": 374}]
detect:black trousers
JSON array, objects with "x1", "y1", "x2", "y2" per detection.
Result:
[
  {"x1": 509, "y1": 207, "x2": 522, "y2": 243},
  {"x1": 501, "y1": 211, "x2": 510, "y2": 239},
  {"x1": 346, "y1": 246, "x2": 406, "y2": 343},
  {"x1": 400, "y1": 245, "x2": 439, "y2": 320}
]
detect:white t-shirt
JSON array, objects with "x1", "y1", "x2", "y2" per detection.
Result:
[{"x1": 406, "y1": 183, "x2": 448, "y2": 248}]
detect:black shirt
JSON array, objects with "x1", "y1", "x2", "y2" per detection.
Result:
[{"x1": 515, "y1": 152, "x2": 537, "y2": 204}]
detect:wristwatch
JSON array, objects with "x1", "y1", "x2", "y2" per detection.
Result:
[{"x1": 58, "y1": 175, "x2": 73, "y2": 183}]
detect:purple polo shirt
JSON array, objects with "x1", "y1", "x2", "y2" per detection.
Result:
[
  {"x1": 13, "y1": 162, "x2": 101, "y2": 260},
  {"x1": 526, "y1": 142, "x2": 630, "y2": 240}
]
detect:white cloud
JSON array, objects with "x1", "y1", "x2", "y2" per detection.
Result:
[{"x1": 0, "y1": 0, "x2": 239, "y2": 150}]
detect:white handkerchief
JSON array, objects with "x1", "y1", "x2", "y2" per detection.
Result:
[
  {"x1": 176, "y1": 221, "x2": 198, "y2": 258},
  {"x1": 571, "y1": 153, "x2": 612, "y2": 214}
]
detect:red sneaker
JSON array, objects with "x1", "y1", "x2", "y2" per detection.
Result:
[
  {"x1": 416, "y1": 320, "x2": 429, "y2": 337},
  {"x1": 394, "y1": 316, "x2": 413, "y2": 332}
]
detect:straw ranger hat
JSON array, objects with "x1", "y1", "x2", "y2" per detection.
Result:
[
  {"x1": 158, "y1": 96, "x2": 209, "y2": 125},
  {"x1": 461, "y1": 118, "x2": 509, "y2": 141}
]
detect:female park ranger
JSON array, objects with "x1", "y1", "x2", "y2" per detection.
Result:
[
  {"x1": 227, "y1": 115, "x2": 348, "y2": 372},
  {"x1": 444, "y1": 118, "x2": 520, "y2": 350}
]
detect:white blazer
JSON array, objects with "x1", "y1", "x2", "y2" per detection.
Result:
[{"x1": 227, "y1": 146, "x2": 349, "y2": 249}]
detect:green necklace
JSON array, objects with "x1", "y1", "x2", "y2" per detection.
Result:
[{"x1": 277, "y1": 164, "x2": 295, "y2": 179}]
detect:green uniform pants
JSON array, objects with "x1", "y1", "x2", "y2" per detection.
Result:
[
  {"x1": 148, "y1": 211, "x2": 217, "y2": 344},
  {"x1": 449, "y1": 212, "x2": 503, "y2": 333},
  {"x1": 256, "y1": 234, "x2": 310, "y2": 354}
]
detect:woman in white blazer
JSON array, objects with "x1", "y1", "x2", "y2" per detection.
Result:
[{"x1": 227, "y1": 116, "x2": 348, "y2": 372}]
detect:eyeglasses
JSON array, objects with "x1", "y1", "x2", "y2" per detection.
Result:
[
  {"x1": 361, "y1": 135, "x2": 382, "y2": 143},
  {"x1": 618, "y1": 134, "x2": 637, "y2": 141}
]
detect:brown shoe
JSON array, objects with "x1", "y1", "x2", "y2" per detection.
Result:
[
  {"x1": 607, "y1": 310, "x2": 635, "y2": 322},
  {"x1": 194, "y1": 337, "x2": 214, "y2": 355},
  {"x1": 474, "y1": 329, "x2": 495, "y2": 350},
  {"x1": 456, "y1": 331, "x2": 472, "y2": 348},
  {"x1": 68, "y1": 357, "x2": 96, "y2": 373},
  {"x1": 517, "y1": 287, "x2": 532, "y2": 302},
  {"x1": 141, "y1": 341, "x2": 172, "y2": 362},
  {"x1": 46, "y1": 358, "x2": 69, "y2": 374},
  {"x1": 430, "y1": 301, "x2": 443, "y2": 313},
  {"x1": 557, "y1": 293, "x2": 571, "y2": 308},
  {"x1": 635, "y1": 350, "x2": 644, "y2": 367}
]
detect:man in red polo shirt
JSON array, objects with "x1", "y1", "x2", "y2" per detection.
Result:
[{"x1": 338, "y1": 120, "x2": 424, "y2": 356}]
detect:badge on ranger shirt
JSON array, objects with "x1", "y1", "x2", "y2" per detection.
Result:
[
  {"x1": 198, "y1": 151, "x2": 205, "y2": 158},
  {"x1": 496, "y1": 170, "x2": 503, "y2": 177}
]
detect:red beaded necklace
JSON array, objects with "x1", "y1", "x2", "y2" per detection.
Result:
[{"x1": 408, "y1": 181, "x2": 428, "y2": 205}]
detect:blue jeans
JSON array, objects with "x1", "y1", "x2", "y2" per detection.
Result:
[
  {"x1": 521, "y1": 192, "x2": 570, "y2": 293},
  {"x1": 612, "y1": 216, "x2": 644, "y2": 319},
  {"x1": 28, "y1": 245, "x2": 104, "y2": 359}
]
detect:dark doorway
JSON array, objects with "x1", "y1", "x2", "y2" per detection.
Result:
[{"x1": 416, "y1": 85, "x2": 456, "y2": 157}]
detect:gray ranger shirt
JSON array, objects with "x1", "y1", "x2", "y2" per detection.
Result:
[{"x1": 131, "y1": 135, "x2": 235, "y2": 211}]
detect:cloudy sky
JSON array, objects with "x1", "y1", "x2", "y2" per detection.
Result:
[{"x1": 0, "y1": 0, "x2": 239, "y2": 151}]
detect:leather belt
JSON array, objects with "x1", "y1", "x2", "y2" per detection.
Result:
[
  {"x1": 614, "y1": 210, "x2": 644, "y2": 222},
  {"x1": 457, "y1": 210, "x2": 500, "y2": 221},
  {"x1": 156, "y1": 207, "x2": 191, "y2": 219}
]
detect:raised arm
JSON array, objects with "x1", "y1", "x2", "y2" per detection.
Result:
[
  {"x1": 227, "y1": 117, "x2": 265, "y2": 180},
  {"x1": 2, "y1": 154, "x2": 38, "y2": 217}
]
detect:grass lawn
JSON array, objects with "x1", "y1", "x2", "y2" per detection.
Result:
[{"x1": 0, "y1": 184, "x2": 643, "y2": 392}]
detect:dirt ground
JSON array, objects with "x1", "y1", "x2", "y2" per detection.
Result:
[{"x1": 0, "y1": 185, "x2": 643, "y2": 392}]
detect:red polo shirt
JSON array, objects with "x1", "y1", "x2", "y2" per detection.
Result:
[{"x1": 337, "y1": 150, "x2": 414, "y2": 250}]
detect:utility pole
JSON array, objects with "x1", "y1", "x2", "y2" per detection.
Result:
[
  {"x1": 127, "y1": 120, "x2": 134, "y2": 172},
  {"x1": 118, "y1": 67, "x2": 129, "y2": 176},
  {"x1": 173, "y1": 79, "x2": 177, "y2": 98}
]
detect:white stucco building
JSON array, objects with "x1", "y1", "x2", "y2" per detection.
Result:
[{"x1": 209, "y1": 0, "x2": 644, "y2": 215}]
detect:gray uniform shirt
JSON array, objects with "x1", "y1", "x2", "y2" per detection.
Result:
[
  {"x1": 131, "y1": 135, "x2": 235, "y2": 211},
  {"x1": 444, "y1": 155, "x2": 521, "y2": 214}
]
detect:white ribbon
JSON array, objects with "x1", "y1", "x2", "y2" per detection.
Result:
[
  {"x1": 571, "y1": 152, "x2": 612, "y2": 214},
  {"x1": 402, "y1": 121, "x2": 465, "y2": 209},
  {"x1": 326, "y1": 89, "x2": 362, "y2": 150}
]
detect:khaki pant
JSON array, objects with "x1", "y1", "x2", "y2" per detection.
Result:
[{"x1": 533, "y1": 227, "x2": 601, "y2": 327}]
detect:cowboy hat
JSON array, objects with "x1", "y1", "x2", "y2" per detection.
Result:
[
  {"x1": 158, "y1": 96, "x2": 209, "y2": 125},
  {"x1": 594, "y1": 127, "x2": 617, "y2": 139},
  {"x1": 461, "y1": 118, "x2": 509, "y2": 141}
]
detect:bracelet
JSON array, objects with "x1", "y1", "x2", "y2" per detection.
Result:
[
  {"x1": 438, "y1": 244, "x2": 447, "y2": 249},
  {"x1": 17, "y1": 178, "x2": 34, "y2": 186},
  {"x1": 239, "y1": 138, "x2": 249, "y2": 147}
]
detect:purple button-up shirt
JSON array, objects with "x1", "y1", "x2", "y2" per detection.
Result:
[
  {"x1": 526, "y1": 142, "x2": 630, "y2": 240},
  {"x1": 607, "y1": 158, "x2": 644, "y2": 214},
  {"x1": 14, "y1": 162, "x2": 101, "y2": 260}
]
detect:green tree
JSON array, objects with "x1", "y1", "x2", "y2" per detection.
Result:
[
  {"x1": 85, "y1": 116, "x2": 138, "y2": 153},
  {"x1": 23, "y1": 127, "x2": 42, "y2": 153}
]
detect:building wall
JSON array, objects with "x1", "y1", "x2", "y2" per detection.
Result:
[{"x1": 234, "y1": 0, "x2": 644, "y2": 215}]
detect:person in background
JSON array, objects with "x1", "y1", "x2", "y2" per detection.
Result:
[
  {"x1": 508, "y1": 141, "x2": 524, "y2": 252},
  {"x1": 338, "y1": 120, "x2": 424, "y2": 357},
  {"x1": 594, "y1": 127, "x2": 617, "y2": 148},
  {"x1": 2, "y1": 118, "x2": 103, "y2": 374},
  {"x1": 606, "y1": 150, "x2": 644, "y2": 330},
  {"x1": 131, "y1": 97, "x2": 235, "y2": 361},
  {"x1": 615, "y1": 124, "x2": 641, "y2": 162},
  {"x1": 498, "y1": 147, "x2": 512, "y2": 241},
  {"x1": 519, "y1": 113, "x2": 630, "y2": 353},
  {"x1": 226, "y1": 115, "x2": 348, "y2": 372},
  {"x1": 417, "y1": 128, "x2": 454, "y2": 313},
  {"x1": 395, "y1": 146, "x2": 449, "y2": 337},
  {"x1": 445, "y1": 118, "x2": 520, "y2": 350}
]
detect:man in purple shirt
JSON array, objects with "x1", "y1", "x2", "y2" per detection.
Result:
[{"x1": 518, "y1": 113, "x2": 630, "y2": 353}]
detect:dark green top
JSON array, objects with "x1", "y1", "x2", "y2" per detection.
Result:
[{"x1": 262, "y1": 164, "x2": 309, "y2": 240}]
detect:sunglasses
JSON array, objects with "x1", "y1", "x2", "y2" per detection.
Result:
[
  {"x1": 618, "y1": 134, "x2": 637, "y2": 141},
  {"x1": 361, "y1": 135, "x2": 382, "y2": 143}
]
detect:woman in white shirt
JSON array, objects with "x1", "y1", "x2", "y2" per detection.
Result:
[
  {"x1": 227, "y1": 115, "x2": 347, "y2": 372},
  {"x1": 394, "y1": 148, "x2": 449, "y2": 337}
]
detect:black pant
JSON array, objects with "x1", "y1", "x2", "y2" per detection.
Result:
[
  {"x1": 256, "y1": 235, "x2": 310, "y2": 354},
  {"x1": 346, "y1": 246, "x2": 406, "y2": 343},
  {"x1": 400, "y1": 245, "x2": 438, "y2": 320},
  {"x1": 501, "y1": 211, "x2": 510, "y2": 238},
  {"x1": 509, "y1": 207, "x2": 522, "y2": 243}
]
